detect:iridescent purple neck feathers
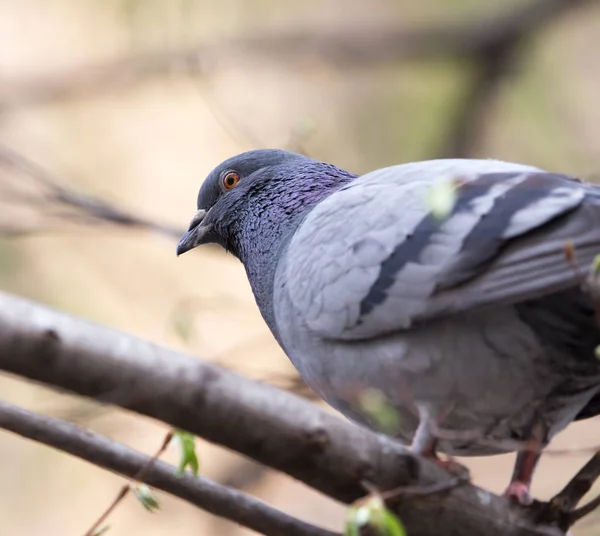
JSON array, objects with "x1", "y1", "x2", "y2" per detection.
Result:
[{"x1": 228, "y1": 160, "x2": 356, "y2": 330}]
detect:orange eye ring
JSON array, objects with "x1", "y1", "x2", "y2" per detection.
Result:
[{"x1": 223, "y1": 171, "x2": 240, "y2": 190}]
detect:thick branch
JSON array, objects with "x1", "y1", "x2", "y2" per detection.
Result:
[
  {"x1": 0, "y1": 290, "x2": 566, "y2": 536},
  {"x1": 0, "y1": 400, "x2": 336, "y2": 536},
  {"x1": 0, "y1": 0, "x2": 592, "y2": 110}
]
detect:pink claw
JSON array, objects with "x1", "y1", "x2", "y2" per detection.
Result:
[{"x1": 503, "y1": 481, "x2": 533, "y2": 505}]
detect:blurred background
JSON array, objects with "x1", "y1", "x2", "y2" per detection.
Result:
[{"x1": 1, "y1": 0, "x2": 600, "y2": 534}]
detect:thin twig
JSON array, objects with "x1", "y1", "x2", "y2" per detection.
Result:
[
  {"x1": 570, "y1": 493, "x2": 600, "y2": 524},
  {"x1": 0, "y1": 400, "x2": 338, "y2": 536},
  {"x1": 83, "y1": 431, "x2": 174, "y2": 536},
  {"x1": 0, "y1": 143, "x2": 184, "y2": 239},
  {"x1": 550, "y1": 452, "x2": 600, "y2": 513}
]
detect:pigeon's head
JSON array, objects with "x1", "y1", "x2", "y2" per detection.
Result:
[{"x1": 176, "y1": 149, "x2": 355, "y2": 259}]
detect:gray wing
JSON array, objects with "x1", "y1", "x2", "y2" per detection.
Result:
[{"x1": 282, "y1": 158, "x2": 600, "y2": 340}]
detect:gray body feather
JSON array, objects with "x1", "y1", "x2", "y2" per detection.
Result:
[{"x1": 273, "y1": 159, "x2": 600, "y2": 455}]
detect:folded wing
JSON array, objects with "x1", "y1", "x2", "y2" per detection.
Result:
[{"x1": 283, "y1": 159, "x2": 600, "y2": 340}]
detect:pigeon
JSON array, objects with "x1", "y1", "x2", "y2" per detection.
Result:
[{"x1": 177, "y1": 149, "x2": 600, "y2": 503}]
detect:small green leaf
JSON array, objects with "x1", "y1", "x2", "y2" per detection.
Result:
[
  {"x1": 345, "y1": 496, "x2": 406, "y2": 536},
  {"x1": 592, "y1": 254, "x2": 600, "y2": 275},
  {"x1": 358, "y1": 388, "x2": 400, "y2": 435},
  {"x1": 173, "y1": 430, "x2": 200, "y2": 476},
  {"x1": 92, "y1": 526, "x2": 111, "y2": 536},
  {"x1": 381, "y1": 510, "x2": 407, "y2": 536},
  {"x1": 131, "y1": 483, "x2": 160, "y2": 512},
  {"x1": 424, "y1": 175, "x2": 459, "y2": 220},
  {"x1": 344, "y1": 506, "x2": 364, "y2": 536}
]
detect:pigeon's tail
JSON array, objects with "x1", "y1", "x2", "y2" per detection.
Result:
[
  {"x1": 508, "y1": 180, "x2": 600, "y2": 422},
  {"x1": 569, "y1": 183, "x2": 600, "y2": 419}
]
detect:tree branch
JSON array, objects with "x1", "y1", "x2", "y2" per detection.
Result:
[
  {"x1": 0, "y1": 400, "x2": 336, "y2": 536},
  {"x1": 0, "y1": 289, "x2": 571, "y2": 536},
  {"x1": 0, "y1": 0, "x2": 592, "y2": 111},
  {"x1": 552, "y1": 452, "x2": 600, "y2": 513}
]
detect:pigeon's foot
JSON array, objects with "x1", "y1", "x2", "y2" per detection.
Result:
[
  {"x1": 410, "y1": 404, "x2": 441, "y2": 457},
  {"x1": 504, "y1": 422, "x2": 545, "y2": 506},
  {"x1": 426, "y1": 454, "x2": 470, "y2": 480},
  {"x1": 409, "y1": 405, "x2": 470, "y2": 479},
  {"x1": 503, "y1": 480, "x2": 533, "y2": 505}
]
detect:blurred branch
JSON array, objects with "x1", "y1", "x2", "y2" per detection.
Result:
[
  {"x1": 0, "y1": 289, "x2": 580, "y2": 536},
  {"x1": 0, "y1": 0, "x2": 592, "y2": 112},
  {"x1": 0, "y1": 143, "x2": 184, "y2": 239},
  {"x1": 0, "y1": 401, "x2": 336, "y2": 536},
  {"x1": 438, "y1": 0, "x2": 593, "y2": 158},
  {"x1": 438, "y1": 42, "x2": 517, "y2": 158}
]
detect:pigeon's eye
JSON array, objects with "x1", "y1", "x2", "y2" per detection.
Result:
[{"x1": 223, "y1": 172, "x2": 240, "y2": 190}]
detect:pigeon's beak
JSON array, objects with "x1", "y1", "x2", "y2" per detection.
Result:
[{"x1": 176, "y1": 208, "x2": 212, "y2": 256}]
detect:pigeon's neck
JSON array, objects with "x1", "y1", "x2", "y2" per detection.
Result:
[{"x1": 234, "y1": 164, "x2": 356, "y2": 335}]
